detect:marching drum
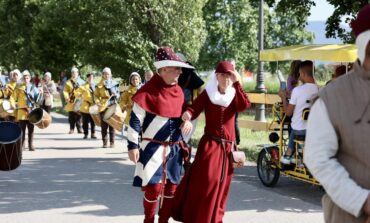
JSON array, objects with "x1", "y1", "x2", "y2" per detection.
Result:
[
  {"x1": 0, "y1": 99, "x2": 14, "y2": 118},
  {"x1": 28, "y1": 108, "x2": 52, "y2": 129},
  {"x1": 0, "y1": 121, "x2": 22, "y2": 171},
  {"x1": 89, "y1": 104, "x2": 101, "y2": 127},
  {"x1": 103, "y1": 104, "x2": 126, "y2": 131},
  {"x1": 73, "y1": 98, "x2": 82, "y2": 113}
]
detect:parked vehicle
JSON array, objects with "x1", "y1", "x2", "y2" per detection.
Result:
[{"x1": 256, "y1": 44, "x2": 357, "y2": 187}]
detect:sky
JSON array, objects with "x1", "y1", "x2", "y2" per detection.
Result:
[{"x1": 308, "y1": 0, "x2": 335, "y2": 21}]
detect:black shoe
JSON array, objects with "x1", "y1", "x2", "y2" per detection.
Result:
[
  {"x1": 83, "y1": 135, "x2": 88, "y2": 139},
  {"x1": 77, "y1": 129, "x2": 83, "y2": 134},
  {"x1": 91, "y1": 134, "x2": 97, "y2": 139},
  {"x1": 29, "y1": 147, "x2": 35, "y2": 151}
]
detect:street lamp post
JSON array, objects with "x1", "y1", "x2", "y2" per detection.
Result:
[{"x1": 255, "y1": 0, "x2": 266, "y2": 122}]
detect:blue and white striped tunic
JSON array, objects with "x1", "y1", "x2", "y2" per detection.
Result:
[{"x1": 127, "y1": 103, "x2": 184, "y2": 187}]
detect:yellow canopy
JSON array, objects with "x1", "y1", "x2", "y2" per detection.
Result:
[{"x1": 259, "y1": 44, "x2": 357, "y2": 62}]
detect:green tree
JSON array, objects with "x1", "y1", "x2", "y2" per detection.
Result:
[
  {"x1": 32, "y1": 0, "x2": 207, "y2": 79},
  {"x1": 199, "y1": 0, "x2": 314, "y2": 73},
  {"x1": 198, "y1": 0, "x2": 259, "y2": 71},
  {"x1": 0, "y1": 0, "x2": 42, "y2": 71},
  {"x1": 325, "y1": 0, "x2": 369, "y2": 43}
]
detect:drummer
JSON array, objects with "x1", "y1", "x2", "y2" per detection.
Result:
[
  {"x1": 10, "y1": 70, "x2": 41, "y2": 151},
  {"x1": 75, "y1": 72, "x2": 97, "y2": 139},
  {"x1": 94, "y1": 67, "x2": 119, "y2": 148},
  {"x1": 63, "y1": 67, "x2": 85, "y2": 134},
  {"x1": 2, "y1": 69, "x2": 21, "y2": 122},
  {"x1": 119, "y1": 72, "x2": 141, "y2": 128}
]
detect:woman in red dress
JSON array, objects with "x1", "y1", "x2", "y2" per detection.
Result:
[{"x1": 173, "y1": 61, "x2": 251, "y2": 223}]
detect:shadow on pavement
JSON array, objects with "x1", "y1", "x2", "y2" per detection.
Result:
[
  {"x1": 0, "y1": 112, "x2": 323, "y2": 219},
  {"x1": 0, "y1": 159, "x2": 323, "y2": 218},
  {"x1": 0, "y1": 157, "x2": 142, "y2": 217},
  {"x1": 227, "y1": 166, "x2": 324, "y2": 213}
]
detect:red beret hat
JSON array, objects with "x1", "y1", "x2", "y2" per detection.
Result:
[
  {"x1": 215, "y1": 61, "x2": 234, "y2": 75},
  {"x1": 351, "y1": 4, "x2": 370, "y2": 37}
]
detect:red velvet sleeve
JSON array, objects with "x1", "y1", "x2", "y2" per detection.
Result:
[
  {"x1": 233, "y1": 81, "x2": 251, "y2": 112},
  {"x1": 186, "y1": 90, "x2": 207, "y2": 120}
]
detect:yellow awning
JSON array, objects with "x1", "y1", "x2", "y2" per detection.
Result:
[{"x1": 259, "y1": 44, "x2": 357, "y2": 62}]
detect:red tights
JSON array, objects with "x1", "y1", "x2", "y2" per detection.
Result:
[{"x1": 143, "y1": 180, "x2": 177, "y2": 223}]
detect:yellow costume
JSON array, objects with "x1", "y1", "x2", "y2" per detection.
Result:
[
  {"x1": 3, "y1": 81, "x2": 17, "y2": 117},
  {"x1": 10, "y1": 84, "x2": 39, "y2": 120},
  {"x1": 75, "y1": 83, "x2": 95, "y2": 114},
  {"x1": 63, "y1": 78, "x2": 84, "y2": 112},
  {"x1": 94, "y1": 80, "x2": 112, "y2": 113},
  {"x1": 119, "y1": 85, "x2": 138, "y2": 125}
]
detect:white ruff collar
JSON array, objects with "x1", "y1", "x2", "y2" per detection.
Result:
[
  {"x1": 356, "y1": 30, "x2": 370, "y2": 65},
  {"x1": 205, "y1": 73, "x2": 235, "y2": 107}
]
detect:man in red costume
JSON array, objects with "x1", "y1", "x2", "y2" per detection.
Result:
[{"x1": 127, "y1": 47, "x2": 193, "y2": 223}]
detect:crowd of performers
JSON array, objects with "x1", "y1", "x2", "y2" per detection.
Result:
[
  {"x1": 2, "y1": 4, "x2": 370, "y2": 221},
  {"x1": 0, "y1": 69, "x2": 56, "y2": 150},
  {"x1": 0, "y1": 55, "x2": 204, "y2": 151},
  {"x1": 0, "y1": 46, "x2": 250, "y2": 223}
]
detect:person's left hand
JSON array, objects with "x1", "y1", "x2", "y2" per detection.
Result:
[
  {"x1": 182, "y1": 111, "x2": 192, "y2": 122},
  {"x1": 181, "y1": 120, "x2": 193, "y2": 136}
]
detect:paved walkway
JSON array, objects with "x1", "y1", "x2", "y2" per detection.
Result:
[{"x1": 0, "y1": 112, "x2": 324, "y2": 223}]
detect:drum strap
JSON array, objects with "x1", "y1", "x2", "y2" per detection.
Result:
[
  {"x1": 89, "y1": 85, "x2": 96, "y2": 104},
  {"x1": 142, "y1": 137, "x2": 182, "y2": 208},
  {"x1": 69, "y1": 80, "x2": 80, "y2": 102},
  {"x1": 71, "y1": 79, "x2": 79, "y2": 89},
  {"x1": 23, "y1": 87, "x2": 37, "y2": 108}
]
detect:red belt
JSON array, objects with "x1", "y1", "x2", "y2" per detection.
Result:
[{"x1": 205, "y1": 134, "x2": 235, "y2": 182}]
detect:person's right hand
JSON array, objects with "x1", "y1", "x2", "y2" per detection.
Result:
[{"x1": 128, "y1": 149, "x2": 140, "y2": 163}]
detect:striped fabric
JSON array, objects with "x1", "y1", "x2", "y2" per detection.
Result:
[{"x1": 127, "y1": 103, "x2": 183, "y2": 187}]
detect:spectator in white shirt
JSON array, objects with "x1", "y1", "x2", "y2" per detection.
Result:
[
  {"x1": 278, "y1": 60, "x2": 319, "y2": 164},
  {"x1": 304, "y1": 4, "x2": 370, "y2": 223}
]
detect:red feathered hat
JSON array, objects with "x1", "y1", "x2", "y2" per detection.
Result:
[{"x1": 154, "y1": 47, "x2": 194, "y2": 69}]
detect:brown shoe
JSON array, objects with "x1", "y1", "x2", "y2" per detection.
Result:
[
  {"x1": 91, "y1": 134, "x2": 97, "y2": 139},
  {"x1": 29, "y1": 147, "x2": 35, "y2": 151},
  {"x1": 103, "y1": 144, "x2": 108, "y2": 148},
  {"x1": 110, "y1": 143, "x2": 115, "y2": 148}
]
